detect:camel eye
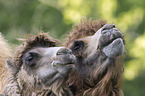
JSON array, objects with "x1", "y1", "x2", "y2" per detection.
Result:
[
  {"x1": 25, "y1": 52, "x2": 38, "y2": 67},
  {"x1": 26, "y1": 54, "x2": 34, "y2": 62},
  {"x1": 74, "y1": 45, "x2": 80, "y2": 50},
  {"x1": 71, "y1": 41, "x2": 84, "y2": 52}
]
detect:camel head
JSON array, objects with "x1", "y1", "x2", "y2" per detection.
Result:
[
  {"x1": 68, "y1": 24, "x2": 124, "y2": 77},
  {"x1": 5, "y1": 33, "x2": 76, "y2": 94},
  {"x1": 80, "y1": 24, "x2": 124, "y2": 58},
  {"x1": 64, "y1": 19, "x2": 125, "y2": 96}
]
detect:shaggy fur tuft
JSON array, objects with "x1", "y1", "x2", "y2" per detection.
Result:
[
  {"x1": 13, "y1": 33, "x2": 58, "y2": 70},
  {"x1": 64, "y1": 18, "x2": 106, "y2": 47},
  {"x1": 0, "y1": 33, "x2": 12, "y2": 93}
]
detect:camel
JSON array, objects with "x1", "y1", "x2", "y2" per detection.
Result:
[
  {"x1": 0, "y1": 18, "x2": 125, "y2": 96},
  {"x1": 2, "y1": 33, "x2": 76, "y2": 96},
  {"x1": 0, "y1": 33, "x2": 12, "y2": 93},
  {"x1": 63, "y1": 19, "x2": 125, "y2": 96}
]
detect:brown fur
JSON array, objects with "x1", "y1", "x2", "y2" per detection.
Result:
[
  {"x1": 0, "y1": 33, "x2": 12, "y2": 93},
  {"x1": 63, "y1": 19, "x2": 124, "y2": 96}
]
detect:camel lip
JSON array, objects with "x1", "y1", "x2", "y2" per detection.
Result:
[
  {"x1": 102, "y1": 38, "x2": 124, "y2": 58},
  {"x1": 104, "y1": 37, "x2": 124, "y2": 47},
  {"x1": 57, "y1": 61, "x2": 75, "y2": 65},
  {"x1": 102, "y1": 38, "x2": 124, "y2": 50},
  {"x1": 51, "y1": 61, "x2": 76, "y2": 67},
  {"x1": 97, "y1": 37, "x2": 124, "y2": 50},
  {"x1": 62, "y1": 62, "x2": 75, "y2": 65},
  {"x1": 108, "y1": 38, "x2": 123, "y2": 46}
]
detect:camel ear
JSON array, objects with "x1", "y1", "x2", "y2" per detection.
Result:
[{"x1": 6, "y1": 59, "x2": 18, "y2": 75}]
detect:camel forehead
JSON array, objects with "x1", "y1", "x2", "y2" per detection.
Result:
[
  {"x1": 89, "y1": 28, "x2": 102, "y2": 45},
  {"x1": 77, "y1": 27, "x2": 102, "y2": 42},
  {"x1": 79, "y1": 28, "x2": 102, "y2": 54},
  {"x1": 42, "y1": 47, "x2": 66, "y2": 56},
  {"x1": 29, "y1": 47, "x2": 66, "y2": 56}
]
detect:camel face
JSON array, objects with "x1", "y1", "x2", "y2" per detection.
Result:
[
  {"x1": 70, "y1": 24, "x2": 124, "y2": 59},
  {"x1": 69, "y1": 24, "x2": 124, "y2": 80},
  {"x1": 17, "y1": 47, "x2": 76, "y2": 86}
]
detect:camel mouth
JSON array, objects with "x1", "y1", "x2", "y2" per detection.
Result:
[
  {"x1": 107, "y1": 38, "x2": 124, "y2": 46},
  {"x1": 102, "y1": 38, "x2": 124, "y2": 58},
  {"x1": 60, "y1": 57, "x2": 76, "y2": 65},
  {"x1": 52, "y1": 61, "x2": 75, "y2": 66},
  {"x1": 98, "y1": 32, "x2": 125, "y2": 49},
  {"x1": 100, "y1": 36, "x2": 124, "y2": 49},
  {"x1": 62, "y1": 61, "x2": 76, "y2": 65}
]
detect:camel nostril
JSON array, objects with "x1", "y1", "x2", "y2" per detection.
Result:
[
  {"x1": 111, "y1": 24, "x2": 115, "y2": 28},
  {"x1": 104, "y1": 24, "x2": 115, "y2": 29},
  {"x1": 102, "y1": 30, "x2": 111, "y2": 35},
  {"x1": 102, "y1": 24, "x2": 115, "y2": 31},
  {"x1": 101, "y1": 24, "x2": 116, "y2": 35},
  {"x1": 56, "y1": 48, "x2": 72, "y2": 55}
]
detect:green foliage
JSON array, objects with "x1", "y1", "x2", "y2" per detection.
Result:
[{"x1": 0, "y1": 0, "x2": 145, "y2": 95}]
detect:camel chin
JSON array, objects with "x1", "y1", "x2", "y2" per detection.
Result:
[{"x1": 102, "y1": 38, "x2": 124, "y2": 58}]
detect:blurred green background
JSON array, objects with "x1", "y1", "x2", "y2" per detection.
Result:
[{"x1": 0, "y1": 0, "x2": 145, "y2": 95}]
